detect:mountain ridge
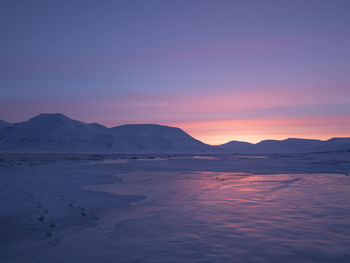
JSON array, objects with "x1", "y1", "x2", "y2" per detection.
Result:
[
  {"x1": 220, "y1": 137, "x2": 350, "y2": 153},
  {"x1": 0, "y1": 113, "x2": 215, "y2": 153},
  {"x1": 0, "y1": 113, "x2": 349, "y2": 153}
]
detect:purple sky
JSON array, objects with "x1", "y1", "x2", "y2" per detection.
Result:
[{"x1": 1, "y1": 0, "x2": 350, "y2": 144}]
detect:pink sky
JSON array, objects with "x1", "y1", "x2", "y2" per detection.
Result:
[
  {"x1": 1, "y1": 1, "x2": 350, "y2": 145},
  {"x1": 2, "y1": 85, "x2": 349, "y2": 145}
]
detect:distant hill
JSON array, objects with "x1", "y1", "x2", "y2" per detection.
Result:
[
  {"x1": 0, "y1": 113, "x2": 214, "y2": 153},
  {"x1": 220, "y1": 137, "x2": 350, "y2": 153},
  {"x1": 219, "y1": 140, "x2": 254, "y2": 152}
]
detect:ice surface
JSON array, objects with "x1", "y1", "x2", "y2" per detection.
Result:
[{"x1": 1, "y1": 152, "x2": 350, "y2": 262}]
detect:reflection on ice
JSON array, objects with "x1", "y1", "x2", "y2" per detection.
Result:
[{"x1": 88, "y1": 171, "x2": 350, "y2": 263}]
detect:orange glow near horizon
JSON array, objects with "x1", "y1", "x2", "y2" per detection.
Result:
[
  {"x1": 93, "y1": 90, "x2": 350, "y2": 145},
  {"x1": 167, "y1": 115, "x2": 350, "y2": 145},
  {"x1": 4, "y1": 86, "x2": 349, "y2": 146}
]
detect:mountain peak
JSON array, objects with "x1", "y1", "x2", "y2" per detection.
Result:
[
  {"x1": 27, "y1": 113, "x2": 77, "y2": 126},
  {"x1": 29, "y1": 113, "x2": 70, "y2": 121},
  {"x1": 23, "y1": 113, "x2": 85, "y2": 132}
]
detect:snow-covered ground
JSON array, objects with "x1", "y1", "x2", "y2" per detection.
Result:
[{"x1": 1, "y1": 152, "x2": 350, "y2": 262}]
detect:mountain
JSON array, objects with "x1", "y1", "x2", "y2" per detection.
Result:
[
  {"x1": 0, "y1": 120, "x2": 11, "y2": 130},
  {"x1": 254, "y1": 138, "x2": 323, "y2": 153},
  {"x1": 220, "y1": 137, "x2": 350, "y2": 153},
  {"x1": 219, "y1": 140, "x2": 254, "y2": 152},
  {"x1": 323, "y1": 137, "x2": 350, "y2": 152},
  {"x1": 1, "y1": 113, "x2": 349, "y2": 153},
  {"x1": 0, "y1": 113, "x2": 214, "y2": 153},
  {"x1": 0, "y1": 113, "x2": 117, "y2": 153},
  {"x1": 110, "y1": 124, "x2": 214, "y2": 153}
]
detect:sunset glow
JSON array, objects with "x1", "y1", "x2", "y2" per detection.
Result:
[
  {"x1": 1, "y1": 0, "x2": 350, "y2": 144},
  {"x1": 170, "y1": 115, "x2": 350, "y2": 144}
]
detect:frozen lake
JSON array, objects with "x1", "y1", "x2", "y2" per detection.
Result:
[
  {"x1": 1, "y1": 152, "x2": 350, "y2": 262},
  {"x1": 88, "y1": 172, "x2": 350, "y2": 263}
]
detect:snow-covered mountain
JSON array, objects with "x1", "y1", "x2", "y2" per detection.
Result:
[
  {"x1": 0, "y1": 120, "x2": 11, "y2": 130},
  {"x1": 1, "y1": 113, "x2": 349, "y2": 153},
  {"x1": 0, "y1": 113, "x2": 117, "y2": 153},
  {"x1": 0, "y1": 113, "x2": 214, "y2": 153},
  {"x1": 220, "y1": 138, "x2": 350, "y2": 153},
  {"x1": 110, "y1": 124, "x2": 213, "y2": 153}
]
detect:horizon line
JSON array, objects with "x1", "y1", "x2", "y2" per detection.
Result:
[{"x1": 1, "y1": 112, "x2": 350, "y2": 146}]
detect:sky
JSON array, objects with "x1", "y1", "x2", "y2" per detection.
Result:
[{"x1": 1, "y1": 0, "x2": 350, "y2": 144}]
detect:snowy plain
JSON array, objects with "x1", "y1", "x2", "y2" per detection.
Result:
[{"x1": 1, "y1": 152, "x2": 350, "y2": 263}]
